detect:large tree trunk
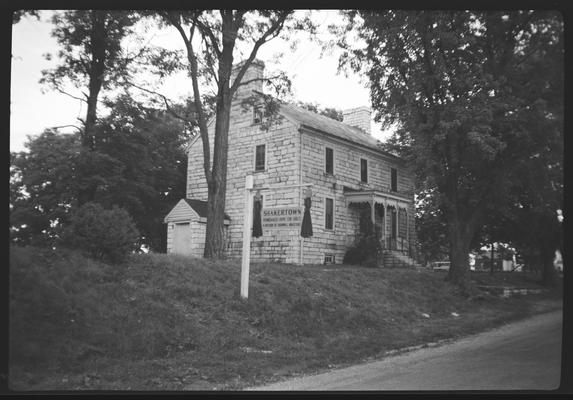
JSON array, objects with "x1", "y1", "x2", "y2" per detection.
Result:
[
  {"x1": 203, "y1": 67, "x2": 232, "y2": 258},
  {"x1": 83, "y1": 10, "x2": 106, "y2": 150},
  {"x1": 77, "y1": 11, "x2": 106, "y2": 206},
  {"x1": 446, "y1": 215, "x2": 473, "y2": 291},
  {"x1": 540, "y1": 238, "x2": 556, "y2": 287}
]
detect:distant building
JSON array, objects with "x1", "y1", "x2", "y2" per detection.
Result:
[{"x1": 165, "y1": 60, "x2": 418, "y2": 265}]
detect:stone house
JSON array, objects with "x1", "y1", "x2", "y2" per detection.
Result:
[{"x1": 164, "y1": 59, "x2": 418, "y2": 266}]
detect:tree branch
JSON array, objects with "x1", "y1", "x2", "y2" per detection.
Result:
[
  {"x1": 54, "y1": 86, "x2": 88, "y2": 103},
  {"x1": 183, "y1": 22, "x2": 213, "y2": 184},
  {"x1": 194, "y1": 17, "x2": 222, "y2": 59},
  {"x1": 124, "y1": 79, "x2": 190, "y2": 123},
  {"x1": 230, "y1": 11, "x2": 291, "y2": 96},
  {"x1": 50, "y1": 124, "x2": 83, "y2": 132}
]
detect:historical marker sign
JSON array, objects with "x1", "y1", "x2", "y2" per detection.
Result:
[{"x1": 262, "y1": 207, "x2": 302, "y2": 230}]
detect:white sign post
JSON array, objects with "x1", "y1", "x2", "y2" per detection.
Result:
[
  {"x1": 240, "y1": 174, "x2": 254, "y2": 299},
  {"x1": 239, "y1": 175, "x2": 312, "y2": 300}
]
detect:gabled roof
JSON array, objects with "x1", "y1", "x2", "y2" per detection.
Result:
[
  {"x1": 280, "y1": 103, "x2": 378, "y2": 149},
  {"x1": 164, "y1": 198, "x2": 230, "y2": 223},
  {"x1": 187, "y1": 91, "x2": 403, "y2": 162},
  {"x1": 255, "y1": 92, "x2": 402, "y2": 161},
  {"x1": 183, "y1": 199, "x2": 230, "y2": 220}
]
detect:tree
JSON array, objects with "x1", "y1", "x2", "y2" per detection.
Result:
[
  {"x1": 61, "y1": 202, "x2": 140, "y2": 263},
  {"x1": 297, "y1": 101, "x2": 343, "y2": 121},
  {"x1": 157, "y1": 10, "x2": 308, "y2": 258},
  {"x1": 10, "y1": 96, "x2": 190, "y2": 252},
  {"x1": 12, "y1": 10, "x2": 40, "y2": 24},
  {"x1": 10, "y1": 131, "x2": 80, "y2": 246},
  {"x1": 94, "y1": 95, "x2": 190, "y2": 252},
  {"x1": 41, "y1": 10, "x2": 138, "y2": 204},
  {"x1": 340, "y1": 11, "x2": 563, "y2": 290},
  {"x1": 415, "y1": 188, "x2": 449, "y2": 265}
]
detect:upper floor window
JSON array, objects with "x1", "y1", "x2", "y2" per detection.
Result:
[
  {"x1": 325, "y1": 197, "x2": 334, "y2": 230},
  {"x1": 360, "y1": 158, "x2": 368, "y2": 183},
  {"x1": 391, "y1": 167, "x2": 397, "y2": 192},
  {"x1": 255, "y1": 144, "x2": 266, "y2": 171},
  {"x1": 253, "y1": 105, "x2": 264, "y2": 124},
  {"x1": 325, "y1": 147, "x2": 334, "y2": 174}
]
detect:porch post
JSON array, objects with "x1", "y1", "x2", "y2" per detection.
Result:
[
  {"x1": 382, "y1": 200, "x2": 387, "y2": 245},
  {"x1": 396, "y1": 205, "x2": 400, "y2": 243},
  {"x1": 370, "y1": 194, "x2": 376, "y2": 231},
  {"x1": 406, "y1": 207, "x2": 409, "y2": 244}
]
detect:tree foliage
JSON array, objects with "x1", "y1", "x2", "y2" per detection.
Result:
[
  {"x1": 340, "y1": 11, "x2": 563, "y2": 289},
  {"x1": 297, "y1": 101, "x2": 343, "y2": 121},
  {"x1": 61, "y1": 202, "x2": 140, "y2": 263},
  {"x1": 41, "y1": 10, "x2": 138, "y2": 156},
  {"x1": 12, "y1": 10, "x2": 40, "y2": 24},
  {"x1": 10, "y1": 96, "x2": 190, "y2": 252}
]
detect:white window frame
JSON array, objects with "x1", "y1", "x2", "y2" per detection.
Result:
[
  {"x1": 324, "y1": 197, "x2": 334, "y2": 231},
  {"x1": 254, "y1": 143, "x2": 267, "y2": 172}
]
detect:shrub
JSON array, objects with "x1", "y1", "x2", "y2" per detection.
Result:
[
  {"x1": 343, "y1": 233, "x2": 382, "y2": 267},
  {"x1": 61, "y1": 202, "x2": 140, "y2": 263}
]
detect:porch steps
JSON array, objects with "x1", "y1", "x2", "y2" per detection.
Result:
[{"x1": 382, "y1": 251, "x2": 420, "y2": 268}]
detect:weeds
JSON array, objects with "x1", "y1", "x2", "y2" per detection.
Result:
[{"x1": 9, "y1": 245, "x2": 562, "y2": 390}]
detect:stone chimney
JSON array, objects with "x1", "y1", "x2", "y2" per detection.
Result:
[
  {"x1": 231, "y1": 59, "x2": 265, "y2": 100},
  {"x1": 342, "y1": 106, "x2": 371, "y2": 135}
]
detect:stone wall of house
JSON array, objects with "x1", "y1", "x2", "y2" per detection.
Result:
[
  {"x1": 186, "y1": 134, "x2": 211, "y2": 201},
  {"x1": 223, "y1": 98, "x2": 303, "y2": 263},
  {"x1": 300, "y1": 129, "x2": 417, "y2": 264}
]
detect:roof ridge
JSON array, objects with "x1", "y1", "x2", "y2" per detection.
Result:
[
  {"x1": 252, "y1": 90, "x2": 367, "y2": 135},
  {"x1": 282, "y1": 102, "x2": 367, "y2": 134}
]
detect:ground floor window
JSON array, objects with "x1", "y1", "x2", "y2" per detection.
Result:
[
  {"x1": 324, "y1": 254, "x2": 336, "y2": 264},
  {"x1": 325, "y1": 197, "x2": 334, "y2": 230}
]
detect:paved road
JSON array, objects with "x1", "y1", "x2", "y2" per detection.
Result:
[{"x1": 250, "y1": 310, "x2": 563, "y2": 391}]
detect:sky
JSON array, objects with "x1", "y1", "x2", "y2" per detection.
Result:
[{"x1": 10, "y1": 10, "x2": 392, "y2": 153}]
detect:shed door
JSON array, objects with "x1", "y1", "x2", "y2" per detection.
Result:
[{"x1": 173, "y1": 222, "x2": 193, "y2": 255}]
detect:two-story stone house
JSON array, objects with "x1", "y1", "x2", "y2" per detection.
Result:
[{"x1": 164, "y1": 59, "x2": 418, "y2": 266}]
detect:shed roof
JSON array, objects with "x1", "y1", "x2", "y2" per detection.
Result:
[{"x1": 183, "y1": 199, "x2": 230, "y2": 220}]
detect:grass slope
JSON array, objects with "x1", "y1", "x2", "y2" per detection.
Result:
[{"x1": 9, "y1": 246, "x2": 562, "y2": 390}]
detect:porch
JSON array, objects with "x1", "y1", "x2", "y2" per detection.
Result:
[{"x1": 344, "y1": 187, "x2": 417, "y2": 262}]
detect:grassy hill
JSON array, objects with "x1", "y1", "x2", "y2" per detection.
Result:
[{"x1": 9, "y1": 245, "x2": 562, "y2": 390}]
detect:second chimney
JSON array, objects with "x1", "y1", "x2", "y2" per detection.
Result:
[{"x1": 342, "y1": 106, "x2": 371, "y2": 135}]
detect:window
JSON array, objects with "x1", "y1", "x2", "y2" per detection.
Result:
[
  {"x1": 391, "y1": 167, "x2": 397, "y2": 192},
  {"x1": 325, "y1": 147, "x2": 334, "y2": 174},
  {"x1": 253, "y1": 105, "x2": 263, "y2": 124},
  {"x1": 324, "y1": 254, "x2": 336, "y2": 264},
  {"x1": 325, "y1": 197, "x2": 334, "y2": 230},
  {"x1": 255, "y1": 144, "x2": 266, "y2": 171},
  {"x1": 360, "y1": 158, "x2": 368, "y2": 183}
]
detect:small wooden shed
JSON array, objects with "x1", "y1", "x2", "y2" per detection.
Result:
[{"x1": 164, "y1": 199, "x2": 230, "y2": 257}]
